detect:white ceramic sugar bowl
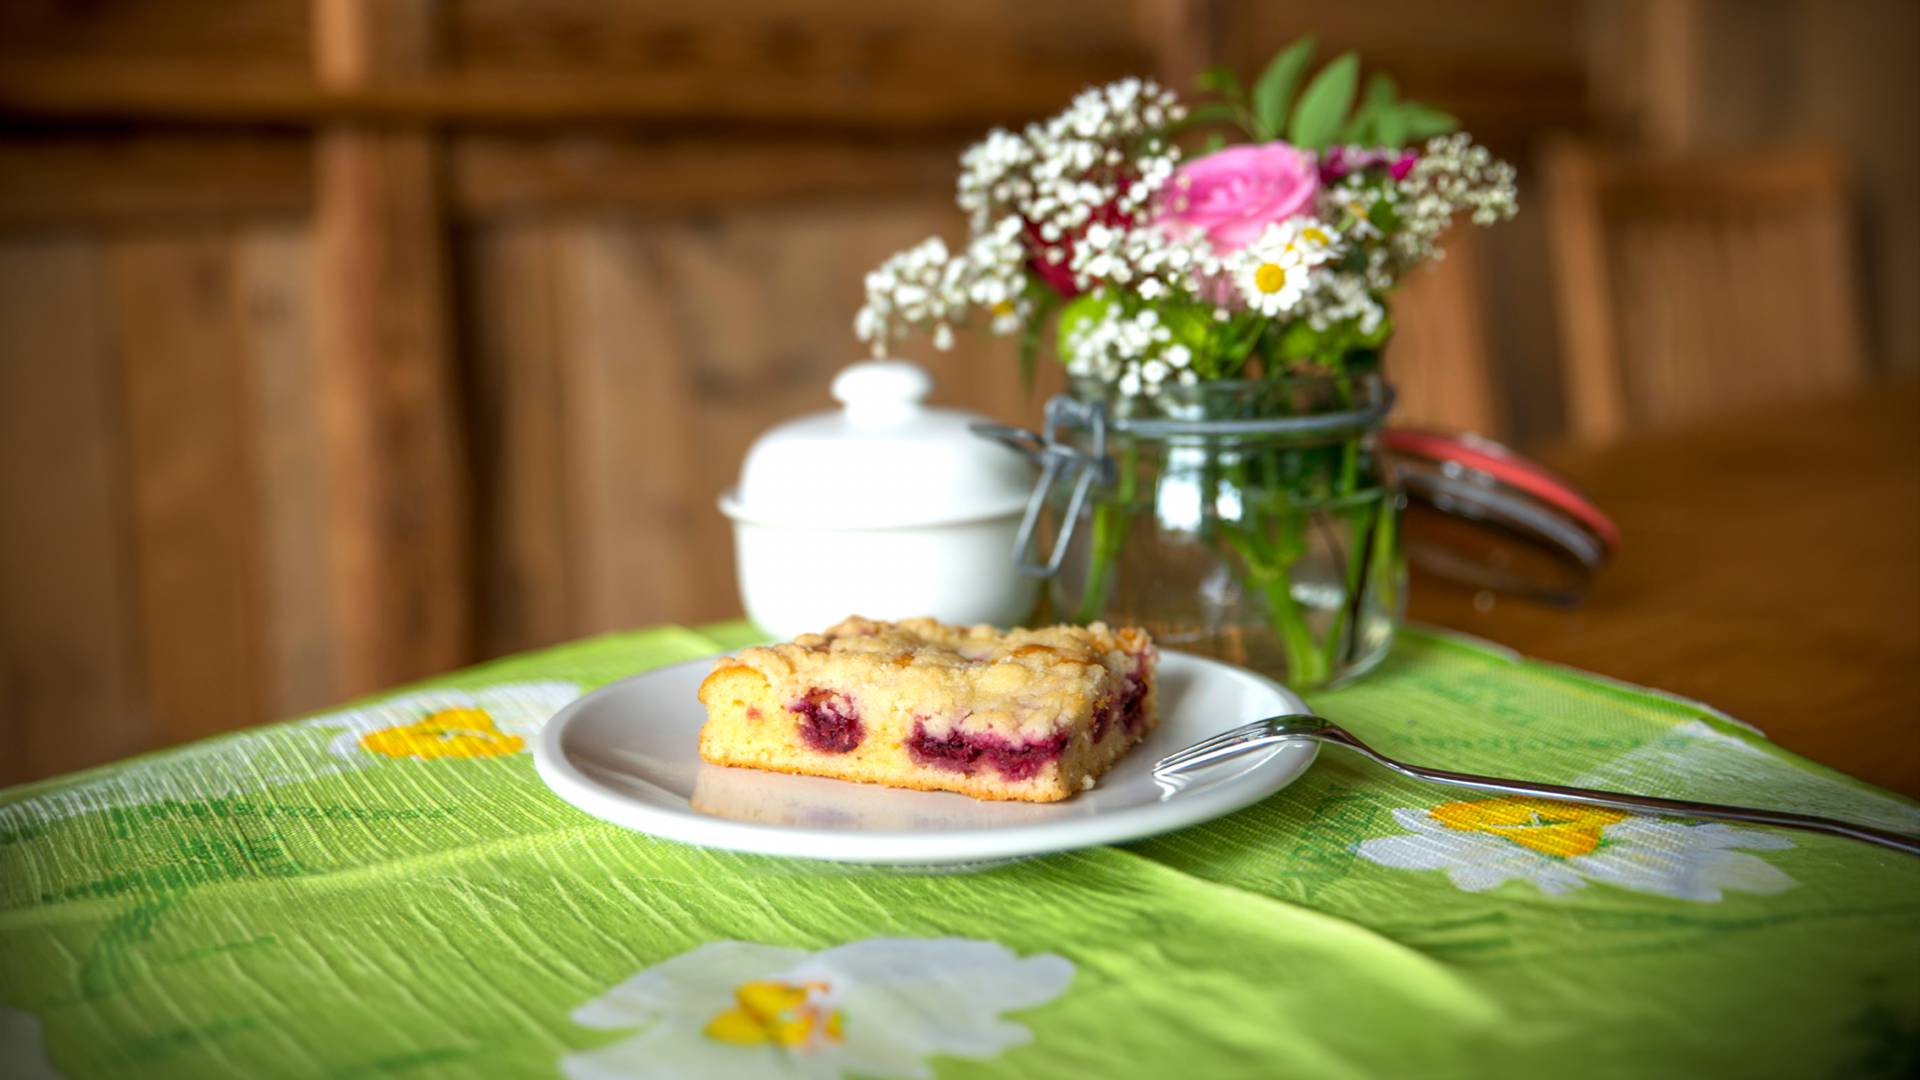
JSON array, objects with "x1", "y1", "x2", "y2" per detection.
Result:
[{"x1": 718, "y1": 361, "x2": 1038, "y2": 639}]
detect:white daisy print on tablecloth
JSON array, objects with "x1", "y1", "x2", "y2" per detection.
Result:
[
  {"x1": 563, "y1": 938, "x2": 1074, "y2": 1080},
  {"x1": 306, "y1": 682, "x2": 581, "y2": 763},
  {"x1": 0, "y1": 1005, "x2": 64, "y2": 1080},
  {"x1": 0, "y1": 681, "x2": 582, "y2": 830},
  {"x1": 1354, "y1": 796, "x2": 1795, "y2": 902}
]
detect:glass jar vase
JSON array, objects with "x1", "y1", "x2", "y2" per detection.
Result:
[{"x1": 986, "y1": 373, "x2": 1404, "y2": 690}]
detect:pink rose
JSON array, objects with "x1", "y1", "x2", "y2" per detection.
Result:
[{"x1": 1157, "y1": 142, "x2": 1320, "y2": 254}]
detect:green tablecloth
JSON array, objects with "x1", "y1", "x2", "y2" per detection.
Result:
[{"x1": 3, "y1": 623, "x2": 1917, "y2": 1079}]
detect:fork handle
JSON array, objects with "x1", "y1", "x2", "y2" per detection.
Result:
[{"x1": 1315, "y1": 729, "x2": 1920, "y2": 857}]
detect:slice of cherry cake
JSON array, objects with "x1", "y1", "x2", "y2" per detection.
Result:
[{"x1": 696, "y1": 616, "x2": 1158, "y2": 803}]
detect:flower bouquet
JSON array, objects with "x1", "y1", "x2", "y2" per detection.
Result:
[{"x1": 855, "y1": 38, "x2": 1518, "y2": 688}]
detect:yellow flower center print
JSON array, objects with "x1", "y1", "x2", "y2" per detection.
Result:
[
  {"x1": 357, "y1": 706, "x2": 526, "y2": 760},
  {"x1": 1429, "y1": 797, "x2": 1628, "y2": 858},
  {"x1": 1253, "y1": 262, "x2": 1288, "y2": 294},
  {"x1": 704, "y1": 979, "x2": 845, "y2": 1051}
]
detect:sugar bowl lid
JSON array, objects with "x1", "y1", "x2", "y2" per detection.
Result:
[{"x1": 719, "y1": 360, "x2": 1033, "y2": 530}]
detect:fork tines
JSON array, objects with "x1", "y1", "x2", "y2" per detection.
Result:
[{"x1": 1153, "y1": 719, "x2": 1276, "y2": 774}]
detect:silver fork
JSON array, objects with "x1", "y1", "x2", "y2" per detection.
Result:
[{"x1": 1155, "y1": 714, "x2": 1920, "y2": 856}]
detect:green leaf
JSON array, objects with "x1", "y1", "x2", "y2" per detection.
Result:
[
  {"x1": 1339, "y1": 112, "x2": 1373, "y2": 146},
  {"x1": 1196, "y1": 65, "x2": 1247, "y2": 106},
  {"x1": 1375, "y1": 104, "x2": 1409, "y2": 149},
  {"x1": 1341, "y1": 73, "x2": 1398, "y2": 144},
  {"x1": 1399, "y1": 102, "x2": 1459, "y2": 142},
  {"x1": 1055, "y1": 293, "x2": 1111, "y2": 361},
  {"x1": 1278, "y1": 319, "x2": 1324, "y2": 361},
  {"x1": 1251, "y1": 36, "x2": 1316, "y2": 141},
  {"x1": 1162, "y1": 302, "x2": 1212, "y2": 353},
  {"x1": 1288, "y1": 52, "x2": 1360, "y2": 151},
  {"x1": 1364, "y1": 72, "x2": 1399, "y2": 111}
]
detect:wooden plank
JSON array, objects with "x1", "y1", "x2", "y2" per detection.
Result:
[
  {"x1": 1546, "y1": 139, "x2": 1867, "y2": 438},
  {"x1": 0, "y1": 134, "x2": 310, "y2": 228},
  {"x1": 0, "y1": 0, "x2": 310, "y2": 69},
  {"x1": 0, "y1": 240, "x2": 145, "y2": 784},
  {"x1": 553, "y1": 223, "x2": 708, "y2": 630},
  {"x1": 1384, "y1": 228, "x2": 1501, "y2": 437},
  {"x1": 107, "y1": 232, "x2": 270, "y2": 746},
  {"x1": 236, "y1": 225, "x2": 341, "y2": 719},
  {"x1": 449, "y1": 134, "x2": 958, "y2": 217},
  {"x1": 446, "y1": 0, "x2": 1141, "y2": 74},
  {"x1": 0, "y1": 39, "x2": 1139, "y2": 131},
  {"x1": 0, "y1": 131, "x2": 961, "y2": 225},
  {"x1": 1542, "y1": 140, "x2": 1629, "y2": 440},
  {"x1": 311, "y1": 0, "x2": 471, "y2": 695},
  {"x1": 1134, "y1": 0, "x2": 1225, "y2": 93},
  {"x1": 464, "y1": 223, "x2": 579, "y2": 654}
]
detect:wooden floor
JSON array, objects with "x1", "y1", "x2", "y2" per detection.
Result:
[{"x1": 1411, "y1": 377, "x2": 1920, "y2": 798}]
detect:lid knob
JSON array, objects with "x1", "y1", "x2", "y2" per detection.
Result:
[{"x1": 832, "y1": 361, "x2": 933, "y2": 426}]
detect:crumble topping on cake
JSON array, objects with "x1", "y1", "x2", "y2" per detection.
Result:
[
  {"x1": 725, "y1": 616, "x2": 1150, "y2": 743},
  {"x1": 697, "y1": 616, "x2": 1159, "y2": 803}
]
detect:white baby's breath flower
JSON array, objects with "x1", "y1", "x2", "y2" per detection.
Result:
[
  {"x1": 1067, "y1": 224, "x2": 1218, "y2": 300},
  {"x1": 1063, "y1": 301, "x2": 1186, "y2": 397},
  {"x1": 957, "y1": 77, "x2": 1184, "y2": 272},
  {"x1": 1306, "y1": 271, "x2": 1386, "y2": 336},
  {"x1": 1384, "y1": 133, "x2": 1517, "y2": 272},
  {"x1": 854, "y1": 216, "x2": 1032, "y2": 353}
]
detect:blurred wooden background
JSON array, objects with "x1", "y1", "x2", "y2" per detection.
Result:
[{"x1": 1, "y1": 0, "x2": 1915, "y2": 782}]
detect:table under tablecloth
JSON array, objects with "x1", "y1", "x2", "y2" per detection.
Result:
[{"x1": 2, "y1": 622, "x2": 1917, "y2": 1079}]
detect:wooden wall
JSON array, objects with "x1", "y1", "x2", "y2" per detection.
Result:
[{"x1": 0, "y1": 0, "x2": 1902, "y2": 781}]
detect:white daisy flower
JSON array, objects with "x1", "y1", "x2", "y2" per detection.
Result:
[
  {"x1": 1354, "y1": 796, "x2": 1796, "y2": 902},
  {"x1": 562, "y1": 938, "x2": 1074, "y2": 1080},
  {"x1": 1227, "y1": 218, "x2": 1338, "y2": 319}
]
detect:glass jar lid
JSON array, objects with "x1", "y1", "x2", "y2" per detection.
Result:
[
  {"x1": 720, "y1": 361, "x2": 1034, "y2": 530},
  {"x1": 1383, "y1": 428, "x2": 1620, "y2": 606}
]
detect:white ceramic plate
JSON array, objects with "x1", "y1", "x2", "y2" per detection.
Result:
[{"x1": 534, "y1": 651, "x2": 1316, "y2": 866}]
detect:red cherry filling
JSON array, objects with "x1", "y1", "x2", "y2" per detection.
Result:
[
  {"x1": 1116, "y1": 676, "x2": 1149, "y2": 736},
  {"x1": 791, "y1": 690, "x2": 864, "y2": 753},
  {"x1": 907, "y1": 721, "x2": 1069, "y2": 782}
]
